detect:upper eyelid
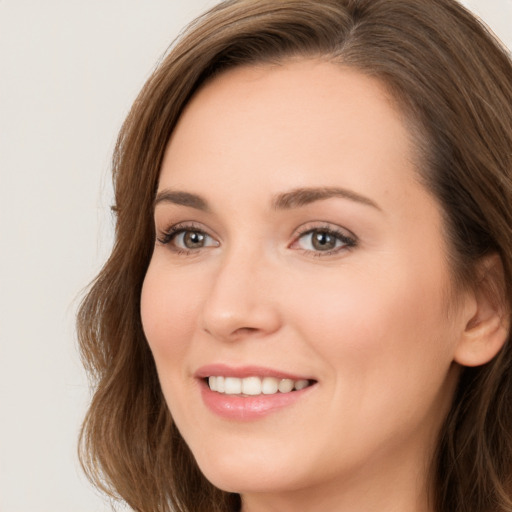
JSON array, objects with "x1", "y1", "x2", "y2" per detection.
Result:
[
  {"x1": 296, "y1": 228, "x2": 354, "y2": 241},
  {"x1": 293, "y1": 222, "x2": 357, "y2": 240},
  {"x1": 158, "y1": 221, "x2": 215, "y2": 237}
]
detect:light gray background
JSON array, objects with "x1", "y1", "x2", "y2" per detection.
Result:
[{"x1": 0, "y1": 1, "x2": 510, "y2": 511}]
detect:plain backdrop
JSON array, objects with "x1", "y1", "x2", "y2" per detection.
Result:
[{"x1": 0, "y1": 1, "x2": 510, "y2": 511}]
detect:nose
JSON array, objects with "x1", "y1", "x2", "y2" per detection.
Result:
[{"x1": 200, "y1": 249, "x2": 282, "y2": 342}]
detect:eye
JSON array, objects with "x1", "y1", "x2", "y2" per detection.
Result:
[
  {"x1": 292, "y1": 226, "x2": 356, "y2": 256},
  {"x1": 174, "y1": 230, "x2": 212, "y2": 249},
  {"x1": 157, "y1": 224, "x2": 219, "y2": 253}
]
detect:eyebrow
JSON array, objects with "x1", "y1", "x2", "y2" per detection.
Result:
[
  {"x1": 271, "y1": 187, "x2": 381, "y2": 211},
  {"x1": 154, "y1": 186, "x2": 381, "y2": 212},
  {"x1": 154, "y1": 190, "x2": 210, "y2": 211}
]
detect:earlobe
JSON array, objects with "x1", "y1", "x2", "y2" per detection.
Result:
[{"x1": 454, "y1": 253, "x2": 510, "y2": 367}]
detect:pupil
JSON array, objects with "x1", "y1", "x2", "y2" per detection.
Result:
[
  {"x1": 184, "y1": 231, "x2": 204, "y2": 248},
  {"x1": 312, "y1": 231, "x2": 335, "y2": 251}
]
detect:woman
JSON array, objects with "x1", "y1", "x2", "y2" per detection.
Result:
[{"x1": 77, "y1": 1, "x2": 512, "y2": 511}]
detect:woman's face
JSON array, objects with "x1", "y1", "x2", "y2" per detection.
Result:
[{"x1": 141, "y1": 60, "x2": 471, "y2": 507}]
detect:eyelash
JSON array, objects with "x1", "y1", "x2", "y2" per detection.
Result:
[
  {"x1": 156, "y1": 222, "x2": 212, "y2": 256},
  {"x1": 156, "y1": 222, "x2": 357, "y2": 257},
  {"x1": 293, "y1": 224, "x2": 357, "y2": 257}
]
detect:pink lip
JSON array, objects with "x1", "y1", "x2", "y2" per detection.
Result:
[
  {"x1": 195, "y1": 364, "x2": 316, "y2": 421},
  {"x1": 194, "y1": 363, "x2": 312, "y2": 381}
]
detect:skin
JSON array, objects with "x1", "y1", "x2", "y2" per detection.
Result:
[{"x1": 141, "y1": 59, "x2": 478, "y2": 512}]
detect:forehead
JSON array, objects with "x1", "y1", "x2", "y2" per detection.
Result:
[{"x1": 158, "y1": 59, "x2": 423, "y2": 217}]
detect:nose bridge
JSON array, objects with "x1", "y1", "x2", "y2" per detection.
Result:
[{"x1": 200, "y1": 242, "x2": 281, "y2": 340}]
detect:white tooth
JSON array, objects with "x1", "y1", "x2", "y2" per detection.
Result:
[
  {"x1": 208, "y1": 376, "x2": 217, "y2": 392},
  {"x1": 224, "y1": 377, "x2": 242, "y2": 395},
  {"x1": 278, "y1": 379, "x2": 294, "y2": 393},
  {"x1": 262, "y1": 377, "x2": 279, "y2": 394},
  {"x1": 242, "y1": 377, "x2": 262, "y2": 395},
  {"x1": 294, "y1": 379, "x2": 309, "y2": 391},
  {"x1": 216, "y1": 376, "x2": 225, "y2": 393}
]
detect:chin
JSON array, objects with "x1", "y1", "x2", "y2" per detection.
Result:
[{"x1": 191, "y1": 442, "x2": 309, "y2": 495}]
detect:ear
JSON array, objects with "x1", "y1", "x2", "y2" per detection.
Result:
[{"x1": 454, "y1": 253, "x2": 510, "y2": 367}]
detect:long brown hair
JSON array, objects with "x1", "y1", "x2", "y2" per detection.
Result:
[{"x1": 77, "y1": 1, "x2": 512, "y2": 511}]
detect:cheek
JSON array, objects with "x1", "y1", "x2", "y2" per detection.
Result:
[
  {"x1": 284, "y1": 258, "x2": 459, "y2": 404},
  {"x1": 287, "y1": 267, "x2": 459, "y2": 467},
  {"x1": 285, "y1": 263, "x2": 449, "y2": 345},
  {"x1": 140, "y1": 261, "x2": 200, "y2": 366}
]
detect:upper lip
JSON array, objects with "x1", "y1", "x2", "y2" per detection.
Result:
[{"x1": 194, "y1": 363, "x2": 314, "y2": 381}]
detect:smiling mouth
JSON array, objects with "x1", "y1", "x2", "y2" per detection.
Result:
[{"x1": 206, "y1": 376, "x2": 316, "y2": 396}]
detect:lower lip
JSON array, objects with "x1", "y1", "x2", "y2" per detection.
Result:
[{"x1": 199, "y1": 380, "x2": 314, "y2": 421}]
